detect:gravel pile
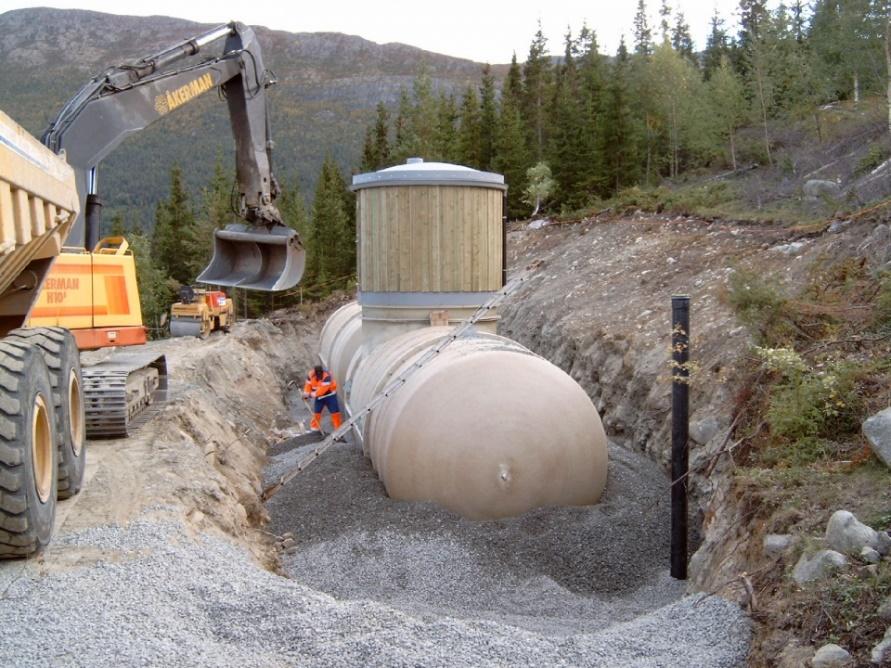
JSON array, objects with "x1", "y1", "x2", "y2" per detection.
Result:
[
  {"x1": 0, "y1": 515, "x2": 749, "y2": 667},
  {"x1": 264, "y1": 433, "x2": 750, "y2": 663}
]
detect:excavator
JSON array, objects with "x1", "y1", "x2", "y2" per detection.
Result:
[{"x1": 0, "y1": 22, "x2": 304, "y2": 556}]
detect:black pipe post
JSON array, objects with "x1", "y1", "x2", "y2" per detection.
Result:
[{"x1": 671, "y1": 295, "x2": 690, "y2": 580}]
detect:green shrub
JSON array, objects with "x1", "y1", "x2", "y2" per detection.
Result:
[
  {"x1": 855, "y1": 145, "x2": 890, "y2": 177},
  {"x1": 728, "y1": 270, "x2": 790, "y2": 344},
  {"x1": 756, "y1": 347, "x2": 868, "y2": 460}
]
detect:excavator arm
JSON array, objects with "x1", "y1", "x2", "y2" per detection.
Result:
[{"x1": 42, "y1": 22, "x2": 304, "y2": 291}]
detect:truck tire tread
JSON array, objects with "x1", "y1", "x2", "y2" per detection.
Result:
[
  {"x1": 7, "y1": 328, "x2": 85, "y2": 499},
  {"x1": 0, "y1": 341, "x2": 57, "y2": 557}
]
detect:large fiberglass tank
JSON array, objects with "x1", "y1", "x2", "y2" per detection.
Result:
[{"x1": 318, "y1": 159, "x2": 608, "y2": 520}]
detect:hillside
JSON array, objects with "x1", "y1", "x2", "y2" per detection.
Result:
[{"x1": 0, "y1": 8, "x2": 495, "y2": 226}]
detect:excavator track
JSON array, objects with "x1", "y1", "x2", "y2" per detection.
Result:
[{"x1": 81, "y1": 352, "x2": 168, "y2": 438}]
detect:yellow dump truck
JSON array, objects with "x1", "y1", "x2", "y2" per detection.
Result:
[
  {"x1": 0, "y1": 21, "x2": 305, "y2": 557},
  {"x1": 0, "y1": 109, "x2": 85, "y2": 556}
]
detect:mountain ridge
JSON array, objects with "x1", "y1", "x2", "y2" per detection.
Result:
[{"x1": 0, "y1": 7, "x2": 502, "y2": 227}]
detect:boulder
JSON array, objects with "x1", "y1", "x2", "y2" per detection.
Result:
[
  {"x1": 860, "y1": 546, "x2": 881, "y2": 565},
  {"x1": 776, "y1": 641, "x2": 813, "y2": 668},
  {"x1": 804, "y1": 179, "x2": 842, "y2": 200},
  {"x1": 871, "y1": 627, "x2": 891, "y2": 666},
  {"x1": 690, "y1": 416, "x2": 721, "y2": 445},
  {"x1": 764, "y1": 534, "x2": 796, "y2": 557},
  {"x1": 792, "y1": 550, "x2": 847, "y2": 584},
  {"x1": 857, "y1": 224, "x2": 891, "y2": 268},
  {"x1": 811, "y1": 643, "x2": 851, "y2": 668},
  {"x1": 825, "y1": 511, "x2": 887, "y2": 556},
  {"x1": 863, "y1": 408, "x2": 891, "y2": 470},
  {"x1": 828, "y1": 219, "x2": 852, "y2": 234}
]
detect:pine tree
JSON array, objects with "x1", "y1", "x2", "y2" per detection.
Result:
[
  {"x1": 151, "y1": 165, "x2": 201, "y2": 285},
  {"x1": 434, "y1": 93, "x2": 460, "y2": 163},
  {"x1": 109, "y1": 212, "x2": 126, "y2": 237},
  {"x1": 703, "y1": 9, "x2": 731, "y2": 79},
  {"x1": 495, "y1": 55, "x2": 533, "y2": 216},
  {"x1": 522, "y1": 24, "x2": 553, "y2": 160},
  {"x1": 129, "y1": 230, "x2": 174, "y2": 338},
  {"x1": 671, "y1": 11, "x2": 696, "y2": 64},
  {"x1": 457, "y1": 88, "x2": 481, "y2": 167},
  {"x1": 633, "y1": 0, "x2": 654, "y2": 57},
  {"x1": 308, "y1": 157, "x2": 355, "y2": 295},
  {"x1": 279, "y1": 179, "x2": 308, "y2": 237},
  {"x1": 549, "y1": 29, "x2": 595, "y2": 208},
  {"x1": 371, "y1": 102, "x2": 391, "y2": 169},
  {"x1": 411, "y1": 67, "x2": 437, "y2": 158},
  {"x1": 578, "y1": 24, "x2": 608, "y2": 196},
  {"x1": 191, "y1": 155, "x2": 232, "y2": 277},
  {"x1": 602, "y1": 38, "x2": 640, "y2": 192},
  {"x1": 659, "y1": 0, "x2": 672, "y2": 44},
  {"x1": 392, "y1": 88, "x2": 417, "y2": 162},
  {"x1": 478, "y1": 65, "x2": 498, "y2": 171}
]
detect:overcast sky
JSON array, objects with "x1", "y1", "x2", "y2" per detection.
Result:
[{"x1": 3, "y1": 1, "x2": 749, "y2": 63}]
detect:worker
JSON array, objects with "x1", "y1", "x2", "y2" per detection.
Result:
[{"x1": 303, "y1": 364, "x2": 343, "y2": 432}]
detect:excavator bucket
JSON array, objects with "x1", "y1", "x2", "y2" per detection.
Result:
[{"x1": 197, "y1": 224, "x2": 305, "y2": 291}]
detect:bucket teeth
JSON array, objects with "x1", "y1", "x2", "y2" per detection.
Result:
[{"x1": 197, "y1": 223, "x2": 305, "y2": 291}]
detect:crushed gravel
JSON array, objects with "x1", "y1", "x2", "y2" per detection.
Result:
[
  {"x1": 263, "y1": 425, "x2": 750, "y2": 663},
  {"x1": 0, "y1": 515, "x2": 749, "y2": 667}
]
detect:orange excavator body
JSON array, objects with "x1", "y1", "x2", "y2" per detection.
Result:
[{"x1": 27, "y1": 236, "x2": 146, "y2": 350}]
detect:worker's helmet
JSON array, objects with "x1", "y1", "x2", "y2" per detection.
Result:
[{"x1": 314, "y1": 364, "x2": 324, "y2": 378}]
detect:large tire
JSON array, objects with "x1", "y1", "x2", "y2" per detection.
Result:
[
  {"x1": 8, "y1": 328, "x2": 86, "y2": 499},
  {"x1": 0, "y1": 341, "x2": 57, "y2": 557}
]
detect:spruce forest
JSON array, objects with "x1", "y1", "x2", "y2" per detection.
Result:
[{"x1": 133, "y1": 0, "x2": 891, "y2": 330}]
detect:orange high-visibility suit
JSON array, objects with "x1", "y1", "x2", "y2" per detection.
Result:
[{"x1": 303, "y1": 367, "x2": 342, "y2": 431}]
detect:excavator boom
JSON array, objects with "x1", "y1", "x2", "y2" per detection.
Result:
[{"x1": 43, "y1": 21, "x2": 304, "y2": 292}]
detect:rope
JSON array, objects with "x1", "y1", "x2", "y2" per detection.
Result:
[{"x1": 260, "y1": 263, "x2": 539, "y2": 502}]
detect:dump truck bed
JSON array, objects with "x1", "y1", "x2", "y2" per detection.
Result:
[{"x1": 0, "y1": 110, "x2": 79, "y2": 334}]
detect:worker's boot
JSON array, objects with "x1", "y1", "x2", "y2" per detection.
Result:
[
  {"x1": 331, "y1": 412, "x2": 343, "y2": 429},
  {"x1": 310, "y1": 413, "x2": 322, "y2": 432}
]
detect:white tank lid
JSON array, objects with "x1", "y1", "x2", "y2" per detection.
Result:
[{"x1": 352, "y1": 158, "x2": 507, "y2": 190}]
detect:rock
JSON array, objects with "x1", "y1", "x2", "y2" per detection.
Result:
[
  {"x1": 690, "y1": 416, "x2": 721, "y2": 445},
  {"x1": 811, "y1": 643, "x2": 851, "y2": 667},
  {"x1": 879, "y1": 596, "x2": 891, "y2": 624},
  {"x1": 863, "y1": 408, "x2": 891, "y2": 470},
  {"x1": 861, "y1": 546, "x2": 881, "y2": 564},
  {"x1": 774, "y1": 241, "x2": 808, "y2": 255},
  {"x1": 880, "y1": 532, "x2": 891, "y2": 556},
  {"x1": 527, "y1": 219, "x2": 551, "y2": 230},
  {"x1": 828, "y1": 219, "x2": 852, "y2": 234},
  {"x1": 804, "y1": 179, "x2": 842, "y2": 200},
  {"x1": 871, "y1": 628, "x2": 891, "y2": 666},
  {"x1": 764, "y1": 534, "x2": 796, "y2": 557},
  {"x1": 825, "y1": 511, "x2": 886, "y2": 556},
  {"x1": 792, "y1": 550, "x2": 847, "y2": 584},
  {"x1": 776, "y1": 640, "x2": 813, "y2": 668},
  {"x1": 858, "y1": 224, "x2": 891, "y2": 268}
]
